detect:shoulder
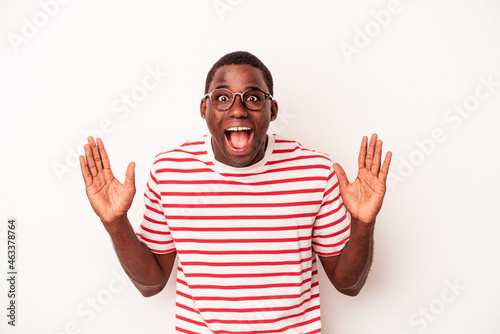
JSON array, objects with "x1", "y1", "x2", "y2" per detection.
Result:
[
  {"x1": 150, "y1": 135, "x2": 211, "y2": 171},
  {"x1": 271, "y1": 134, "x2": 333, "y2": 167},
  {"x1": 153, "y1": 136, "x2": 208, "y2": 160}
]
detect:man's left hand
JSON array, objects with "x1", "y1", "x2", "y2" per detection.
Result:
[{"x1": 333, "y1": 134, "x2": 392, "y2": 224}]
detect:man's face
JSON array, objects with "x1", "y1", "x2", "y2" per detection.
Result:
[{"x1": 200, "y1": 64, "x2": 278, "y2": 167}]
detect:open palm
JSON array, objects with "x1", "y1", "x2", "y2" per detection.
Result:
[
  {"x1": 333, "y1": 134, "x2": 392, "y2": 224},
  {"x1": 79, "y1": 137, "x2": 136, "y2": 224}
]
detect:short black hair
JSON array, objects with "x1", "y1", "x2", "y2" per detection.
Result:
[{"x1": 204, "y1": 51, "x2": 274, "y2": 96}]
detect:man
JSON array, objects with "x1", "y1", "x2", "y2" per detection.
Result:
[{"x1": 79, "y1": 51, "x2": 392, "y2": 333}]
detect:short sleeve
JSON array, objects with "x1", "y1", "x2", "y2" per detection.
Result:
[
  {"x1": 312, "y1": 164, "x2": 351, "y2": 257},
  {"x1": 136, "y1": 165, "x2": 176, "y2": 254}
]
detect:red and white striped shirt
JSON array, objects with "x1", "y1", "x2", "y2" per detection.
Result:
[{"x1": 137, "y1": 134, "x2": 351, "y2": 334}]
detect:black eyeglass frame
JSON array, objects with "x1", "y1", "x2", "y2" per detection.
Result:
[{"x1": 204, "y1": 88, "x2": 273, "y2": 111}]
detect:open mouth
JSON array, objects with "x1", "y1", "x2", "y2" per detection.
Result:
[{"x1": 225, "y1": 126, "x2": 254, "y2": 151}]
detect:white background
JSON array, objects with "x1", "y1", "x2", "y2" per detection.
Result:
[{"x1": 1, "y1": 0, "x2": 500, "y2": 333}]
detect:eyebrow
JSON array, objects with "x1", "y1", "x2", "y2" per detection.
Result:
[{"x1": 214, "y1": 85, "x2": 264, "y2": 91}]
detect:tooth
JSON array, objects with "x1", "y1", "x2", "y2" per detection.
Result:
[{"x1": 227, "y1": 127, "x2": 251, "y2": 131}]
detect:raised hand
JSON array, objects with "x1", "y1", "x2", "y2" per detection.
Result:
[
  {"x1": 333, "y1": 134, "x2": 392, "y2": 224},
  {"x1": 79, "y1": 137, "x2": 136, "y2": 226}
]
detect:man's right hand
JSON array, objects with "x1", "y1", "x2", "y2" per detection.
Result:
[
  {"x1": 79, "y1": 136, "x2": 136, "y2": 230},
  {"x1": 78, "y1": 137, "x2": 175, "y2": 297}
]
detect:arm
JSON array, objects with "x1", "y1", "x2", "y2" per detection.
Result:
[
  {"x1": 104, "y1": 215, "x2": 176, "y2": 297},
  {"x1": 320, "y1": 134, "x2": 391, "y2": 296},
  {"x1": 79, "y1": 136, "x2": 175, "y2": 297},
  {"x1": 319, "y1": 220, "x2": 373, "y2": 296}
]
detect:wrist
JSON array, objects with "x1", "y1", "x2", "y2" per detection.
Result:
[
  {"x1": 350, "y1": 218, "x2": 375, "y2": 237},
  {"x1": 101, "y1": 214, "x2": 129, "y2": 235}
]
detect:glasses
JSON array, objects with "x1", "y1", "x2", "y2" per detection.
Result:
[{"x1": 204, "y1": 88, "x2": 273, "y2": 111}]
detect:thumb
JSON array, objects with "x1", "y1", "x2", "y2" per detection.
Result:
[
  {"x1": 333, "y1": 163, "x2": 349, "y2": 192},
  {"x1": 124, "y1": 162, "x2": 136, "y2": 188}
]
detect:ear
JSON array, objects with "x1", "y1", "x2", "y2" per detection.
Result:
[
  {"x1": 200, "y1": 98, "x2": 207, "y2": 119},
  {"x1": 270, "y1": 100, "x2": 278, "y2": 122}
]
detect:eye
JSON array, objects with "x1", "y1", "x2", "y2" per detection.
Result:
[
  {"x1": 217, "y1": 95, "x2": 229, "y2": 102},
  {"x1": 214, "y1": 91, "x2": 232, "y2": 103},
  {"x1": 245, "y1": 95, "x2": 259, "y2": 102}
]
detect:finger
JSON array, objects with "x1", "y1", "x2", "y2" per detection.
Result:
[
  {"x1": 88, "y1": 136, "x2": 103, "y2": 171},
  {"x1": 84, "y1": 142, "x2": 98, "y2": 177},
  {"x1": 124, "y1": 162, "x2": 136, "y2": 188},
  {"x1": 333, "y1": 163, "x2": 349, "y2": 193},
  {"x1": 96, "y1": 138, "x2": 112, "y2": 171},
  {"x1": 79, "y1": 155, "x2": 93, "y2": 187},
  {"x1": 365, "y1": 134, "x2": 378, "y2": 170},
  {"x1": 371, "y1": 139, "x2": 383, "y2": 175},
  {"x1": 378, "y1": 151, "x2": 393, "y2": 184},
  {"x1": 358, "y1": 136, "x2": 368, "y2": 169}
]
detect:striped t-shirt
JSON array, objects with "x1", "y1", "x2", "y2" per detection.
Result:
[{"x1": 137, "y1": 133, "x2": 351, "y2": 334}]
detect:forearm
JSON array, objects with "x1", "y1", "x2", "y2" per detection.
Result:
[
  {"x1": 103, "y1": 215, "x2": 168, "y2": 296},
  {"x1": 330, "y1": 218, "x2": 374, "y2": 296}
]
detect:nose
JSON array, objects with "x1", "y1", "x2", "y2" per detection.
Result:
[{"x1": 227, "y1": 93, "x2": 248, "y2": 118}]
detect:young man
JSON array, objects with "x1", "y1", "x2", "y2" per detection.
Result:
[{"x1": 79, "y1": 51, "x2": 392, "y2": 333}]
